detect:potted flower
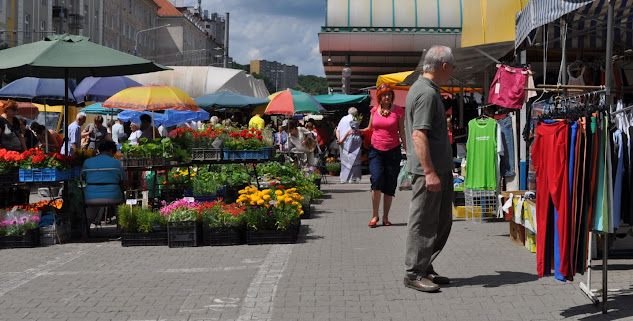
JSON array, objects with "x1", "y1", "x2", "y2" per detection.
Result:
[
  {"x1": 161, "y1": 198, "x2": 202, "y2": 247},
  {"x1": 0, "y1": 148, "x2": 21, "y2": 183},
  {"x1": 223, "y1": 127, "x2": 273, "y2": 160},
  {"x1": 305, "y1": 170, "x2": 322, "y2": 190},
  {"x1": 191, "y1": 167, "x2": 225, "y2": 202},
  {"x1": 191, "y1": 126, "x2": 225, "y2": 160},
  {"x1": 0, "y1": 211, "x2": 40, "y2": 248},
  {"x1": 161, "y1": 168, "x2": 194, "y2": 202},
  {"x1": 325, "y1": 158, "x2": 341, "y2": 176},
  {"x1": 237, "y1": 186, "x2": 303, "y2": 244},
  {"x1": 199, "y1": 201, "x2": 246, "y2": 246},
  {"x1": 18, "y1": 149, "x2": 74, "y2": 182},
  {"x1": 118, "y1": 205, "x2": 168, "y2": 246}
]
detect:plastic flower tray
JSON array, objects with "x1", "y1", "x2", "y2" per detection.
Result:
[
  {"x1": 192, "y1": 148, "x2": 223, "y2": 161},
  {"x1": 167, "y1": 221, "x2": 202, "y2": 248},
  {"x1": 223, "y1": 148, "x2": 272, "y2": 160},
  {"x1": 121, "y1": 231, "x2": 168, "y2": 247},
  {"x1": 203, "y1": 226, "x2": 244, "y2": 246},
  {"x1": 0, "y1": 228, "x2": 40, "y2": 249},
  {"x1": 19, "y1": 169, "x2": 71, "y2": 182},
  {"x1": 246, "y1": 223, "x2": 300, "y2": 245},
  {"x1": 72, "y1": 167, "x2": 81, "y2": 179}
]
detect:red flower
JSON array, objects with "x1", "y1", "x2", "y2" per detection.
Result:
[{"x1": 32, "y1": 155, "x2": 46, "y2": 164}]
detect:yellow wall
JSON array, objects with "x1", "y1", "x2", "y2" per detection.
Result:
[
  {"x1": 250, "y1": 60, "x2": 261, "y2": 74},
  {"x1": 462, "y1": 0, "x2": 530, "y2": 47}
]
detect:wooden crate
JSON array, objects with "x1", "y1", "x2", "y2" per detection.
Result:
[{"x1": 509, "y1": 221, "x2": 525, "y2": 246}]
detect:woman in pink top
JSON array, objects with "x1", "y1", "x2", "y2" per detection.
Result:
[{"x1": 361, "y1": 84, "x2": 407, "y2": 227}]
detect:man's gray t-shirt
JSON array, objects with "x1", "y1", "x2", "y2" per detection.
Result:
[{"x1": 405, "y1": 76, "x2": 453, "y2": 176}]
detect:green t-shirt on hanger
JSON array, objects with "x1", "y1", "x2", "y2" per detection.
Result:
[{"x1": 465, "y1": 118, "x2": 498, "y2": 190}]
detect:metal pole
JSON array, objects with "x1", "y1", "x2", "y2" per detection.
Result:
[
  {"x1": 64, "y1": 68, "x2": 69, "y2": 156},
  {"x1": 561, "y1": 18, "x2": 567, "y2": 86},
  {"x1": 459, "y1": 85, "x2": 464, "y2": 129},
  {"x1": 223, "y1": 12, "x2": 229, "y2": 68},
  {"x1": 602, "y1": 0, "x2": 614, "y2": 314}
]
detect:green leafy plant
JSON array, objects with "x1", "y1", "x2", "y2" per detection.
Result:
[
  {"x1": 199, "y1": 201, "x2": 245, "y2": 228},
  {"x1": 118, "y1": 205, "x2": 166, "y2": 233},
  {"x1": 192, "y1": 167, "x2": 223, "y2": 196},
  {"x1": 326, "y1": 162, "x2": 341, "y2": 172}
]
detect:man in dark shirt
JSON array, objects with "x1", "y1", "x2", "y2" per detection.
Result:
[{"x1": 403, "y1": 45, "x2": 456, "y2": 293}]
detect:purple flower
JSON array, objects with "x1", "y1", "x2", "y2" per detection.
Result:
[
  {"x1": 30, "y1": 216, "x2": 40, "y2": 222},
  {"x1": 267, "y1": 212, "x2": 273, "y2": 217},
  {"x1": 0, "y1": 221, "x2": 8, "y2": 227}
]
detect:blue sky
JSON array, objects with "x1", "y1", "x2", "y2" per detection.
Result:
[{"x1": 181, "y1": 0, "x2": 326, "y2": 76}]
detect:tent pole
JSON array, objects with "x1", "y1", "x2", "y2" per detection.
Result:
[
  {"x1": 152, "y1": 110, "x2": 156, "y2": 140},
  {"x1": 602, "y1": 0, "x2": 614, "y2": 314},
  {"x1": 64, "y1": 68, "x2": 69, "y2": 156},
  {"x1": 44, "y1": 103, "x2": 49, "y2": 151}
]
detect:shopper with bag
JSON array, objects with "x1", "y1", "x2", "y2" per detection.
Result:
[
  {"x1": 82, "y1": 115, "x2": 109, "y2": 150},
  {"x1": 0, "y1": 100, "x2": 26, "y2": 152}
]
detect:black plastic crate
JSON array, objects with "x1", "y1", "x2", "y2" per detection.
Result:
[
  {"x1": 121, "y1": 231, "x2": 168, "y2": 247},
  {"x1": 453, "y1": 190, "x2": 465, "y2": 207},
  {"x1": 246, "y1": 223, "x2": 300, "y2": 245},
  {"x1": 0, "y1": 228, "x2": 40, "y2": 249},
  {"x1": 168, "y1": 221, "x2": 201, "y2": 248},
  {"x1": 301, "y1": 204, "x2": 312, "y2": 219},
  {"x1": 203, "y1": 227, "x2": 244, "y2": 246}
]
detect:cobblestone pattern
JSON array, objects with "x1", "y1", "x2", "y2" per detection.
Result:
[{"x1": 0, "y1": 180, "x2": 632, "y2": 321}]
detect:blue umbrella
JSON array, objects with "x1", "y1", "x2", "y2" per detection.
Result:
[
  {"x1": 74, "y1": 76, "x2": 142, "y2": 103},
  {"x1": 0, "y1": 77, "x2": 77, "y2": 104},
  {"x1": 80, "y1": 102, "x2": 121, "y2": 115},
  {"x1": 194, "y1": 91, "x2": 270, "y2": 109},
  {"x1": 118, "y1": 109, "x2": 209, "y2": 127}
]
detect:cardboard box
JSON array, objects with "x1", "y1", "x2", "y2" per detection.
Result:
[{"x1": 509, "y1": 221, "x2": 525, "y2": 246}]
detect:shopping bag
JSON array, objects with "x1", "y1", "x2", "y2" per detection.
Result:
[{"x1": 398, "y1": 160, "x2": 412, "y2": 190}]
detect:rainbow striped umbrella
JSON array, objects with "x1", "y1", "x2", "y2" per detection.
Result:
[{"x1": 103, "y1": 84, "x2": 200, "y2": 111}]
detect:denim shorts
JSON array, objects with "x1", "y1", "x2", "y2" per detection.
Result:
[{"x1": 368, "y1": 145, "x2": 402, "y2": 196}]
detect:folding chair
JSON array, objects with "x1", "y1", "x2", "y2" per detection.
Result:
[{"x1": 80, "y1": 168, "x2": 125, "y2": 240}]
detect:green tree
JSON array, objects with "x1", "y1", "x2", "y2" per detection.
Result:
[
  {"x1": 252, "y1": 72, "x2": 276, "y2": 94},
  {"x1": 232, "y1": 61, "x2": 249, "y2": 72},
  {"x1": 296, "y1": 75, "x2": 327, "y2": 95}
]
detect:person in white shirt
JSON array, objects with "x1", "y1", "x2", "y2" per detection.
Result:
[
  {"x1": 336, "y1": 107, "x2": 357, "y2": 144},
  {"x1": 111, "y1": 119, "x2": 125, "y2": 145},
  {"x1": 128, "y1": 122, "x2": 142, "y2": 145}
]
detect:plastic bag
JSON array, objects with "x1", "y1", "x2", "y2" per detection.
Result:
[{"x1": 398, "y1": 160, "x2": 412, "y2": 190}]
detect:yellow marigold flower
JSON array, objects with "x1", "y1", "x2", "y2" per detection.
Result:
[
  {"x1": 250, "y1": 201, "x2": 257, "y2": 206},
  {"x1": 262, "y1": 189, "x2": 271, "y2": 194},
  {"x1": 285, "y1": 198, "x2": 293, "y2": 204},
  {"x1": 291, "y1": 201, "x2": 299, "y2": 206},
  {"x1": 299, "y1": 210, "x2": 304, "y2": 215},
  {"x1": 238, "y1": 189, "x2": 247, "y2": 194},
  {"x1": 251, "y1": 195, "x2": 261, "y2": 201},
  {"x1": 300, "y1": 196, "x2": 305, "y2": 200},
  {"x1": 257, "y1": 199, "x2": 265, "y2": 205},
  {"x1": 275, "y1": 190, "x2": 283, "y2": 196},
  {"x1": 263, "y1": 195, "x2": 271, "y2": 201}
]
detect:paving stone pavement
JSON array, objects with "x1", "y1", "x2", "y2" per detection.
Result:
[{"x1": 1, "y1": 178, "x2": 632, "y2": 321}]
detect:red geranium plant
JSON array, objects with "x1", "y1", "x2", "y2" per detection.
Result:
[{"x1": 223, "y1": 127, "x2": 271, "y2": 151}]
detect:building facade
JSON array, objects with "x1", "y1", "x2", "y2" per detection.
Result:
[
  {"x1": 1, "y1": 0, "x2": 53, "y2": 47},
  {"x1": 250, "y1": 60, "x2": 299, "y2": 91},
  {"x1": 102, "y1": 0, "x2": 160, "y2": 55}
]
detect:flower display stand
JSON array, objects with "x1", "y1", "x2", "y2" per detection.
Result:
[
  {"x1": 167, "y1": 221, "x2": 201, "y2": 247},
  {"x1": 246, "y1": 223, "x2": 300, "y2": 245},
  {"x1": 0, "y1": 228, "x2": 40, "y2": 249},
  {"x1": 19, "y1": 169, "x2": 72, "y2": 182},
  {"x1": 121, "y1": 231, "x2": 168, "y2": 247},
  {"x1": 121, "y1": 157, "x2": 169, "y2": 168},
  {"x1": 223, "y1": 148, "x2": 273, "y2": 160},
  {"x1": 203, "y1": 227, "x2": 244, "y2": 246},
  {"x1": 192, "y1": 148, "x2": 223, "y2": 161}
]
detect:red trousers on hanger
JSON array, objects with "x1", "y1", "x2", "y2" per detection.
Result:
[{"x1": 532, "y1": 121, "x2": 571, "y2": 278}]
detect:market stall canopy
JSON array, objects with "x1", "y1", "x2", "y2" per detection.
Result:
[
  {"x1": 80, "y1": 102, "x2": 121, "y2": 115},
  {"x1": 0, "y1": 77, "x2": 77, "y2": 104},
  {"x1": 265, "y1": 89, "x2": 326, "y2": 115},
  {"x1": 312, "y1": 93, "x2": 369, "y2": 106},
  {"x1": 74, "y1": 76, "x2": 142, "y2": 103},
  {"x1": 15, "y1": 102, "x2": 39, "y2": 119},
  {"x1": 0, "y1": 35, "x2": 171, "y2": 79},
  {"x1": 516, "y1": 0, "x2": 633, "y2": 51},
  {"x1": 194, "y1": 91, "x2": 270, "y2": 109},
  {"x1": 127, "y1": 66, "x2": 270, "y2": 99},
  {"x1": 103, "y1": 85, "x2": 200, "y2": 111},
  {"x1": 377, "y1": 71, "x2": 483, "y2": 93},
  {"x1": 401, "y1": 41, "x2": 515, "y2": 88},
  {"x1": 461, "y1": 0, "x2": 529, "y2": 47},
  {"x1": 117, "y1": 109, "x2": 209, "y2": 127}
]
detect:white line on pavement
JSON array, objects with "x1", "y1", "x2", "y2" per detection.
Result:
[{"x1": 236, "y1": 244, "x2": 293, "y2": 321}]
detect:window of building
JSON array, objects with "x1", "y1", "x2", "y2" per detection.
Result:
[
  {"x1": 41, "y1": 0, "x2": 46, "y2": 5},
  {"x1": 117, "y1": 7, "x2": 120, "y2": 26},
  {"x1": 40, "y1": 20, "x2": 45, "y2": 40},
  {"x1": 94, "y1": 10, "x2": 98, "y2": 28},
  {"x1": 122, "y1": 22, "x2": 126, "y2": 37},
  {"x1": 0, "y1": 0, "x2": 3, "y2": 12},
  {"x1": 25, "y1": 14, "x2": 30, "y2": 38}
]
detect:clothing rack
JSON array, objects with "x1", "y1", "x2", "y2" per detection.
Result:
[{"x1": 611, "y1": 104, "x2": 633, "y2": 115}]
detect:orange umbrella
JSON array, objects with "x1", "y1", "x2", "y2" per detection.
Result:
[
  {"x1": 16, "y1": 102, "x2": 39, "y2": 119},
  {"x1": 102, "y1": 84, "x2": 199, "y2": 111}
]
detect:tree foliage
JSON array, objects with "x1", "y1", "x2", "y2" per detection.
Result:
[
  {"x1": 251, "y1": 73, "x2": 276, "y2": 94},
  {"x1": 293, "y1": 75, "x2": 327, "y2": 96}
]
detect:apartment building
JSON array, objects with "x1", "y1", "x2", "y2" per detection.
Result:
[
  {"x1": 250, "y1": 60, "x2": 299, "y2": 91},
  {"x1": 1, "y1": 0, "x2": 53, "y2": 47},
  {"x1": 102, "y1": 0, "x2": 160, "y2": 55}
]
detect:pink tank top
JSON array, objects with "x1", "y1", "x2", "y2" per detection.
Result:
[{"x1": 370, "y1": 104, "x2": 404, "y2": 151}]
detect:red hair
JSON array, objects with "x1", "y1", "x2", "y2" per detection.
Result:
[
  {"x1": 0, "y1": 100, "x2": 17, "y2": 113},
  {"x1": 376, "y1": 84, "x2": 395, "y2": 102}
]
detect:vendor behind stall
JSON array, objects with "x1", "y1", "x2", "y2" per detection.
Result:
[{"x1": 82, "y1": 141, "x2": 126, "y2": 225}]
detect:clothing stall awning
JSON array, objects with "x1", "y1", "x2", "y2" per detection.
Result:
[
  {"x1": 519, "y1": 0, "x2": 633, "y2": 52},
  {"x1": 515, "y1": 0, "x2": 597, "y2": 49},
  {"x1": 312, "y1": 93, "x2": 369, "y2": 106}
]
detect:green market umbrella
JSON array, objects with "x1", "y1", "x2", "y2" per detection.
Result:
[
  {"x1": 80, "y1": 102, "x2": 121, "y2": 115},
  {"x1": 0, "y1": 34, "x2": 170, "y2": 155},
  {"x1": 313, "y1": 93, "x2": 369, "y2": 106}
]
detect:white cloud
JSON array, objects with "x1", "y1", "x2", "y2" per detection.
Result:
[{"x1": 178, "y1": 0, "x2": 325, "y2": 76}]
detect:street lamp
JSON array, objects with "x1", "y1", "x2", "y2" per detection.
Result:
[
  {"x1": 273, "y1": 69, "x2": 284, "y2": 92},
  {"x1": 135, "y1": 24, "x2": 170, "y2": 57}
]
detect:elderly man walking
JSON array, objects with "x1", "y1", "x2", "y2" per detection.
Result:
[{"x1": 403, "y1": 45, "x2": 456, "y2": 293}]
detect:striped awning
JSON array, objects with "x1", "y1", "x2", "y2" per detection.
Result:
[
  {"x1": 516, "y1": 0, "x2": 633, "y2": 50},
  {"x1": 515, "y1": 0, "x2": 597, "y2": 48}
]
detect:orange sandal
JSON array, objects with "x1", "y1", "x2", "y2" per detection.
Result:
[{"x1": 369, "y1": 218, "x2": 379, "y2": 228}]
